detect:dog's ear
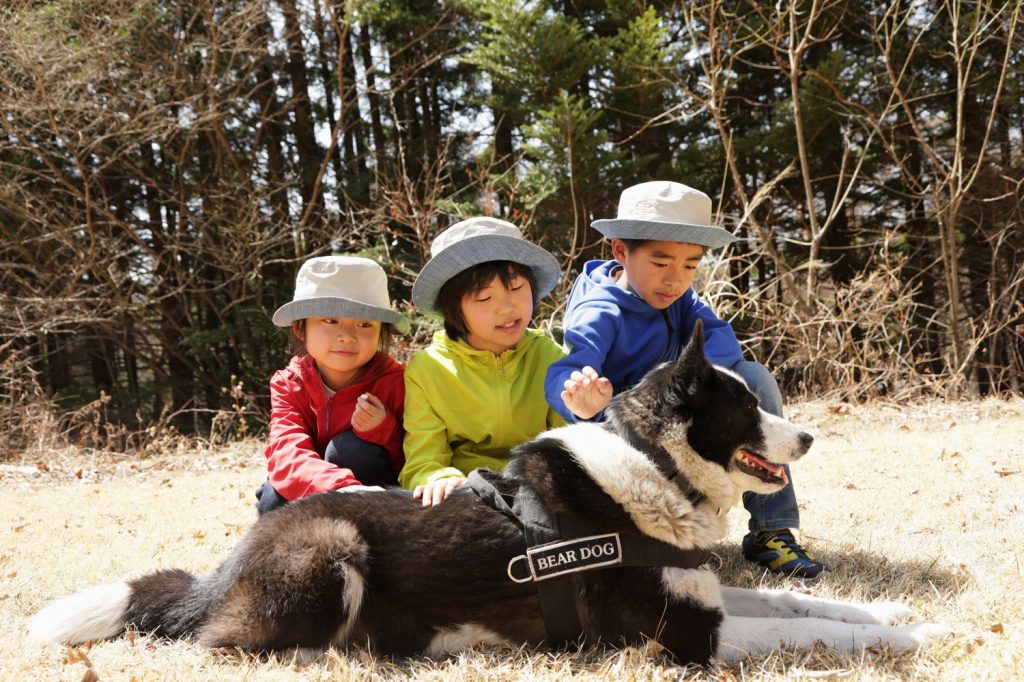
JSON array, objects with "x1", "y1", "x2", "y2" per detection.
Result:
[
  {"x1": 681, "y1": 319, "x2": 710, "y2": 377},
  {"x1": 670, "y1": 319, "x2": 711, "y2": 400}
]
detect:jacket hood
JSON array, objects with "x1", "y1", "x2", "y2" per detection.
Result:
[{"x1": 572, "y1": 260, "x2": 666, "y2": 318}]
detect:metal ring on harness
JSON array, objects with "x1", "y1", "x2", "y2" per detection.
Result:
[{"x1": 506, "y1": 555, "x2": 534, "y2": 583}]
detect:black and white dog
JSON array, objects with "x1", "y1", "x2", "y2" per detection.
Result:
[{"x1": 29, "y1": 321, "x2": 949, "y2": 664}]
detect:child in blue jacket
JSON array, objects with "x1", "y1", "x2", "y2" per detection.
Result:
[{"x1": 544, "y1": 181, "x2": 824, "y2": 579}]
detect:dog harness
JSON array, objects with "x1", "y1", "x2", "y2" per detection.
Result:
[
  {"x1": 613, "y1": 419, "x2": 725, "y2": 512},
  {"x1": 467, "y1": 467, "x2": 710, "y2": 649}
]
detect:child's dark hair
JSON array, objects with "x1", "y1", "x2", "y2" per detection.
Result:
[
  {"x1": 288, "y1": 320, "x2": 394, "y2": 357},
  {"x1": 619, "y1": 238, "x2": 649, "y2": 252},
  {"x1": 619, "y1": 238, "x2": 707, "y2": 255},
  {"x1": 435, "y1": 260, "x2": 537, "y2": 341}
]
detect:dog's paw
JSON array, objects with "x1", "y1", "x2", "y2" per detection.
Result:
[
  {"x1": 859, "y1": 600, "x2": 916, "y2": 625},
  {"x1": 892, "y1": 622, "x2": 954, "y2": 649}
]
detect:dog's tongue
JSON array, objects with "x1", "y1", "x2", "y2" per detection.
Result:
[{"x1": 740, "y1": 449, "x2": 788, "y2": 484}]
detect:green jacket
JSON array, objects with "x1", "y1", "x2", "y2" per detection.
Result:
[{"x1": 400, "y1": 329, "x2": 566, "y2": 490}]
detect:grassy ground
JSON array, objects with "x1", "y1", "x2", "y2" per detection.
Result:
[{"x1": 2, "y1": 398, "x2": 1022, "y2": 681}]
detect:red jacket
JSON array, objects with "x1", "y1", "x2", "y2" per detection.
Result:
[{"x1": 264, "y1": 352, "x2": 405, "y2": 501}]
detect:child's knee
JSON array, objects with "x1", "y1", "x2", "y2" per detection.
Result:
[
  {"x1": 255, "y1": 480, "x2": 288, "y2": 515},
  {"x1": 325, "y1": 433, "x2": 397, "y2": 486},
  {"x1": 325, "y1": 431, "x2": 383, "y2": 467}
]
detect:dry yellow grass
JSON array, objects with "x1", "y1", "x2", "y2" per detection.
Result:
[{"x1": 2, "y1": 398, "x2": 1022, "y2": 681}]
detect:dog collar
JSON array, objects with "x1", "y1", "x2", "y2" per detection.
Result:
[
  {"x1": 467, "y1": 468, "x2": 709, "y2": 649},
  {"x1": 611, "y1": 420, "x2": 721, "y2": 515}
]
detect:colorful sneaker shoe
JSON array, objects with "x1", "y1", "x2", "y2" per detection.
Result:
[{"x1": 742, "y1": 530, "x2": 824, "y2": 579}]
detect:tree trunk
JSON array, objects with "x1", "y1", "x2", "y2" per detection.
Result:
[
  {"x1": 312, "y1": 0, "x2": 345, "y2": 189},
  {"x1": 418, "y1": 63, "x2": 437, "y2": 172},
  {"x1": 822, "y1": 172, "x2": 855, "y2": 286},
  {"x1": 343, "y1": 22, "x2": 368, "y2": 178},
  {"x1": 281, "y1": 0, "x2": 324, "y2": 247},
  {"x1": 253, "y1": 5, "x2": 291, "y2": 226},
  {"x1": 42, "y1": 334, "x2": 71, "y2": 393},
  {"x1": 403, "y1": 73, "x2": 424, "y2": 181},
  {"x1": 358, "y1": 24, "x2": 387, "y2": 178}
]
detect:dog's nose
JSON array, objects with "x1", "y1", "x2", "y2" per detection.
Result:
[{"x1": 799, "y1": 432, "x2": 814, "y2": 452}]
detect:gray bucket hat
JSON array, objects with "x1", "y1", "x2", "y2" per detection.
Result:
[
  {"x1": 591, "y1": 181, "x2": 736, "y2": 249},
  {"x1": 411, "y1": 217, "x2": 561, "y2": 314},
  {"x1": 272, "y1": 256, "x2": 409, "y2": 333}
]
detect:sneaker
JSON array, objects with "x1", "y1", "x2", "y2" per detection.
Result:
[{"x1": 742, "y1": 530, "x2": 824, "y2": 579}]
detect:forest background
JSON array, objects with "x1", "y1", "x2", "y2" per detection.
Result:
[{"x1": 2, "y1": 0, "x2": 1022, "y2": 452}]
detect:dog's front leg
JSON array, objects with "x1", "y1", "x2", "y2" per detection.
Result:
[
  {"x1": 655, "y1": 567, "x2": 727, "y2": 665},
  {"x1": 714, "y1": 614, "x2": 952, "y2": 661},
  {"x1": 720, "y1": 586, "x2": 915, "y2": 624}
]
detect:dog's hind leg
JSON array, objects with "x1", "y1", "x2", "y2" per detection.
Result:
[
  {"x1": 720, "y1": 586, "x2": 914, "y2": 624},
  {"x1": 655, "y1": 568, "x2": 727, "y2": 664},
  {"x1": 714, "y1": 614, "x2": 952, "y2": 661},
  {"x1": 198, "y1": 516, "x2": 370, "y2": 650}
]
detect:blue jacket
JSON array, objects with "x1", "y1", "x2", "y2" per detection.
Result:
[{"x1": 544, "y1": 259, "x2": 743, "y2": 423}]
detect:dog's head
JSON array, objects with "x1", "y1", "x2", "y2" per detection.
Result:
[{"x1": 607, "y1": 320, "x2": 813, "y2": 497}]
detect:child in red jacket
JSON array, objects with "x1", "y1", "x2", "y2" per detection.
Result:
[{"x1": 255, "y1": 256, "x2": 408, "y2": 515}]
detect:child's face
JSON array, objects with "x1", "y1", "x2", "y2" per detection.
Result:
[
  {"x1": 611, "y1": 239, "x2": 704, "y2": 310},
  {"x1": 460, "y1": 272, "x2": 534, "y2": 355},
  {"x1": 298, "y1": 317, "x2": 381, "y2": 390}
]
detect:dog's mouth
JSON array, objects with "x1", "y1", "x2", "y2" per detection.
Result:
[{"x1": 734, "y1": 449, "x2": 788, "y2": 485}]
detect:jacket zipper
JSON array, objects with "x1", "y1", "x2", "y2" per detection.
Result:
[
  {"x1": 658, "y1": 309, "x2": 677, "y2": 363},
  {"x1": 496, "y1": 353, "x2": 509, "y2": 441}
]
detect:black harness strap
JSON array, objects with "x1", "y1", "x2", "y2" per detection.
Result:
[
  {"x1": 613, "y1": 420, "x2": 711, "y2": 509},
  {"x1": 467, "y1": 468, "x2": 710, "y2": 649}
]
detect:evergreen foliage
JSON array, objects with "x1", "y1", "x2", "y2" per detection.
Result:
[{"x1": 1, "y1": 0, "x2": 1021, "y2": 445}]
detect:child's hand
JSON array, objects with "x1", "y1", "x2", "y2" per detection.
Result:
[
  {"x1": 351, "y1": 392, "x2": 387, "y2": 433},
  {"x1": 561, "y1": 366, "x2": 613, "y2": 420},
  {"x1": 413, "y1": 477, "x2": 466, "y2": 507}
]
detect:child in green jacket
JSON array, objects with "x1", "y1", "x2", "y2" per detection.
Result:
[{"x1": 401, "y1": 217, "x2": 566, "y2": 506}]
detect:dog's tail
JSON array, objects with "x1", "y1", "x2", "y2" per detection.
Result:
[{"x1": 28, "y1": 568, "x2": 211, "y2": 645}]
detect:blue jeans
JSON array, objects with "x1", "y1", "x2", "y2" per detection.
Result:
[
  {"x1": 255, "y1": 431, "x2": 398, "y2": 515},
  {"x1": 728, "y1": 360, "x2": 801, "y2": 533}
]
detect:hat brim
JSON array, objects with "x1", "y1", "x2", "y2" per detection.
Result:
[
  {"x1": 272, "y1": 297, "x2": 410, "y2": 333},
  {"x1": 411, "y1": 234, "x2": 561, "y2": 313},
  {"x1": 592, "y1": 219, "x2": 736, "y2": 249}
]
